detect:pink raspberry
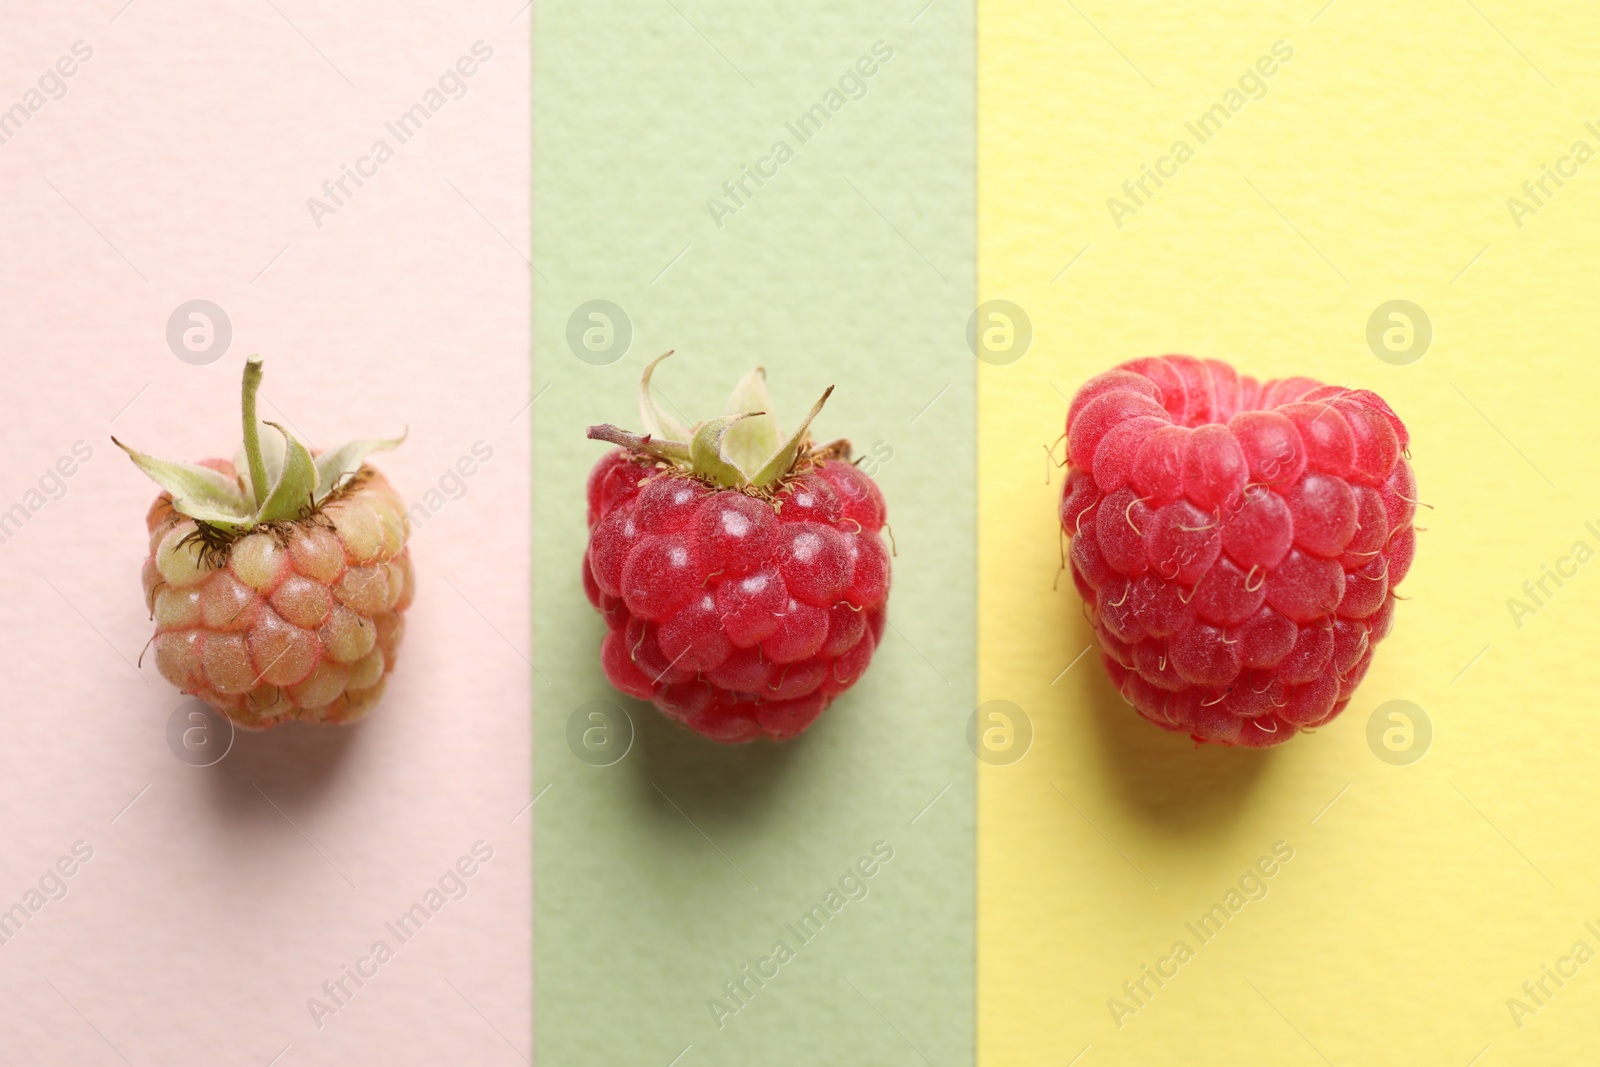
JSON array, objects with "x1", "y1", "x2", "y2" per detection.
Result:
[
  {"x1": 583, "y1": 355, "x2": 890, "y2": 743},
  {"x1": 1061, "y1": 355, "x2": 1417, "y2": 747},
  {"x1": 118, "y1": 357, "x2": 411, "y2": 729}
]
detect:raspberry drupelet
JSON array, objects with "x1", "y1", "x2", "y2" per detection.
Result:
[
  {"x1": 584, "y1": 354, "x2": 890, "y2": 743},
  {"x1": 1061, "y1": 355, "x2": 1417, "y2": 747},
  {"x1": 119, "y1": 357, "x2": 411, "y2": 729}
]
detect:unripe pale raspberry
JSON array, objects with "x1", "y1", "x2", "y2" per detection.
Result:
[
  {"x1": 119, "y1": 357, "x2": 411, "y2": 730},
  {"x1": 584, "y1": 354, "x2": 890, "y2": 743},
  {"x1": 1062, "y1": 356, "x2": 1417, "y2": 747}
]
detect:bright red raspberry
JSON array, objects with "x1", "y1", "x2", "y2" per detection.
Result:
[
  {"x1": 1061, "y1": 355, "x2": 1416, "y2": 747},
  {"x1": 584, "y1": 355, "x2": 890, "y2": 743}
]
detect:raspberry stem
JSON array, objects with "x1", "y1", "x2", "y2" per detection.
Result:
[
  {"x1": 586, "y1": 424, "x2": 691, "y2": 463},
  {"x1": 241, "y1": 357, "x2": 268, "y2": 511}
]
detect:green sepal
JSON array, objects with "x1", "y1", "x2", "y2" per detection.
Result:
[
  {"x1": 254, "y1": 423, "x2": 319, "y2": 523},
  {"x1": 595, "y1": 360, "x2": 837, "y2": 491},
  {"x1": 691, "y1": 413, "x2": 761, "y2": 488},
  {"x1": 120, "y1": 358, "x2": 404, "y2": 539},
  {"x1": 639, "y1": 352, "x2": 692, "y2": 443},
  {"x1": 720, "y1": 368, "x2": 781, "y2": 476},
  {"x1": 112, "y1": 438, "x2": 252, "y2": 530},
  {"x1": 313, "y1": 432, "x2": 406, "y2": 504},
  {"x1": 749, "y1": 386, "x2": 833, "y2": 488}
]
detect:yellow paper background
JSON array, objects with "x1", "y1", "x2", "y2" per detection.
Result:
[{"x1": 978, "y1": 3, "x2": 1600, "y2": 1064}]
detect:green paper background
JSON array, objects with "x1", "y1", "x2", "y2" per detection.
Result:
[{"x1": 533, "y1": 1, "x2": 976, "y2": 1062}]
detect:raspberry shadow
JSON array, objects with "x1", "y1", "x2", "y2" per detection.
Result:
[
  {"x1": 1063, "y1": 598, "x2": 1276, "y2": 832},
  {"x1": 200, "y1": 719, "x2": 362, "y2": 820},
  {"x1": 624, "y1": 695, "x2": 807, "y2": 827}
]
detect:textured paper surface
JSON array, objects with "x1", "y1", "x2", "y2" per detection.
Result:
[
  {"x1": 0, "y1": 6, "x2": 529, "y2": 1064},
  {"x1": 534, "y1": 2, "x2": 975, "y2": 1062},
  {"x1": 979, "y1": 3, "x2": 1600, "y2": 1065}
]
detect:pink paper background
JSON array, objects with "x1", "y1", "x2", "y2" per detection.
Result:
[{"x1": 0, "y1": 4, "x2": 530, "y2": 1064}]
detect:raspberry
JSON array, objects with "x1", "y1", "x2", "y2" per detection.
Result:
[
  {"x1": 118, "y1": 357, "x2": 410, "y2": 729},
  {"x1": 584, "y1": 355, "x2": 890, "y2": 742},
  {"x1": 1061, "y1": 356, "x2": 1416, "y2": 747}
]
